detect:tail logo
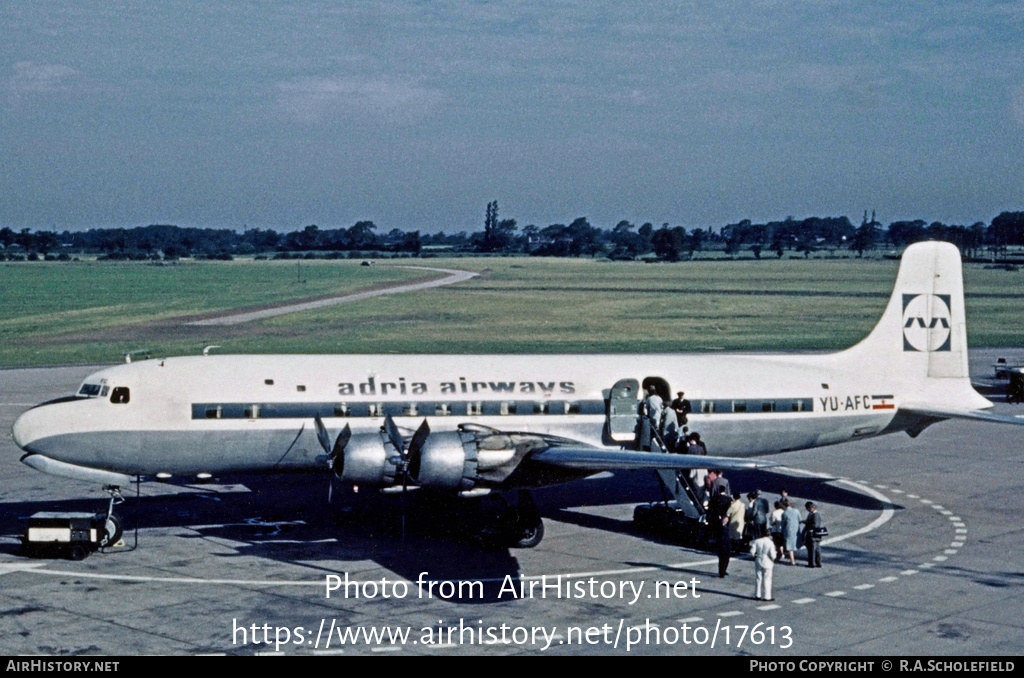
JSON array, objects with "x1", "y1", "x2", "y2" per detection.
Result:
[{"x1": 902, "y1": 294, "x2": 952, "y2": 352}]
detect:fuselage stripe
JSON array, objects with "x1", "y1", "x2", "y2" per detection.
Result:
[{"x1": 189, "y1": 397, "x2": 820, "y2": 420}]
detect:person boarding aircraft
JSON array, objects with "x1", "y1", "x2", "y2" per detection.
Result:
[{"x1": 12, "y1": 241, "x2": 1022, "y2": 547}]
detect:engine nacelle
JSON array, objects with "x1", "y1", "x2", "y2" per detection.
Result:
[
  {"x1": 334, "y1": 433, "x2": 395, "y2": 486},
  {"x1": 414, "y1": 431, "x2": 479, "y2": 490},
  {"x1": 334, "y1": 429, "x2": 479, "y2": 490},
  {"x1": 333, "y1": 426, "x2": 535, "y2": 491}
]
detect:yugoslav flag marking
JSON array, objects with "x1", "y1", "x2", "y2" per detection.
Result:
[{"x1": 871, "y1": 395, "x2": 895, "y2": 410}]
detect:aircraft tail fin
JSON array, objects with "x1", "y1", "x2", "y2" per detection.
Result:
[{"x1": 843, "y1": 241, "x2": 971, "y2": 382}]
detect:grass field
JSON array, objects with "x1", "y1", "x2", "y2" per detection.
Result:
[{"x1": 1, "y1": 255, "x2": 1022, "y2": 367}]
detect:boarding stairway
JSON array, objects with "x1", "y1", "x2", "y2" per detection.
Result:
[{"x1": 639, "y1": 415, "x2": 707, "y2": 521}]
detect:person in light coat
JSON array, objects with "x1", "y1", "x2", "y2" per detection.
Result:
[
  {"x1": 780, "y1": 498, "x2": 802, "y2": 565},
  {"x1": 749, "y1": 526, "x2": 778, "y2": 601},
  {"x1": 644, "y1": 387, "x2": 663, "y2": 425},
  {"x1": 640, "y1": 387, "x2": 663, "y2": 451},
  {"x1": 726, "y1": 492, "x2": 746, "y2": 542},
  {"x1": 661, "y1": 405, "x2": 679, "y2": 451}
]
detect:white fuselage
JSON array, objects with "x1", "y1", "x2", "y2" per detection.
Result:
[
  {"x1": 12, "y1": 242, "x2": 994, "y2": 487},
  {"x1": 13, "y1": 350, "x2": 919, "y2": 478}
]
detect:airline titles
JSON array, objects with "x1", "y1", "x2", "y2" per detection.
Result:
[{"x1": 338, "y1": 376, "x2": 576, "y2": 397}]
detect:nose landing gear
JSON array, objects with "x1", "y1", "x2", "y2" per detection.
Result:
[
  {"x1": 21, "y1": 486, "x2": 127, "y2": 561},
  {"x1": 97, "y1": 485, "x2": 125, "y2": 548}
]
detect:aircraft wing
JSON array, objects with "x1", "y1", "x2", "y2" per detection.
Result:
[
  {"x1": 900, "y1": 403, "x2": 1024, "y2": 426},
  {"x1": 528, "y1": 448, "x2": 780, "y2": 471}
]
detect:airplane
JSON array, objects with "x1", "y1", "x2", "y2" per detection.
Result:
[{"x1": 12, "y1": 241, "x2": 1023, "y2": 548}]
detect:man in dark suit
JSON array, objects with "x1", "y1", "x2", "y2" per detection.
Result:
[
  {"x1": 804, "y1": 502, "x2": 824, "y2": 568},
  {"x1": 747, "y1": 489, "x2": 770, "y2": 541},
  {"x1": 710, "y1": 486, "x2": 734, "y2": 577},
  {"x1": 671, "y1": 391, "x2": 692, "y2": 425}
]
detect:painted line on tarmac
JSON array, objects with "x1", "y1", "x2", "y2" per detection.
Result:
[
  {"x1": 729, "y1": 479, "x2": 966, "y2": 618},
  {"x1": 776, "y1": 467, "x2": 896, "y2": 546},
  {"x1": 6, "y1": 466, "x2": 896, "y2": 587},
  {"x1": 7, "y1": 472, "x2": 963, "y2": 658},
  {"x1": 0, "y1": 562, "x2": 46, "y2": 576},
  {"x1": 10, "y1": 472, "x2": 961, "y2": 596}
]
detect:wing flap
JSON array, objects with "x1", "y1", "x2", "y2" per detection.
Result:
[{"x1": 529, "y1": 448, "x2": 779, "y2": 471}]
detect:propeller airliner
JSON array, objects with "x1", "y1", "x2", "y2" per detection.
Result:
[{"x1": 13, "y1": 241, "x2": 1020, "y2": 547}]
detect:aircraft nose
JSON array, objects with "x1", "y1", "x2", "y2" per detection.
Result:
[{"x1": 12, "y1": 406, "x2": 47, "y2": 452}]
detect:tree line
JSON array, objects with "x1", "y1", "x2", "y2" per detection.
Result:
[{"x1": 1, "y1": 208, "x2": 1023, "y2": 262}]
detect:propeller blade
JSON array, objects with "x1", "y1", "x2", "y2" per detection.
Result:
[
  {"x1": 382, "y1": 415, "x2": 405, "y2": 455},
  {"x1": 314, "y1": 415, "x2": 332, "y2": 456},
  {"x1": 408, "y1": 418, "x2": 431, "y2": 454},
  {"x1": 379, "y1": 414, "x2": 419, "y2": 540},
  {"x1": 329, "y1": 423, "x2": 351, "y2": 477},
  {"x1": 407, "y1": 419, "x2": 430, "y2": 482},
  {"x1": 314, "y1": 416, "x2": 335, "y2": 504},
  {"x1": 332, "y1": 424, "x2": 351, "y2": 460}
]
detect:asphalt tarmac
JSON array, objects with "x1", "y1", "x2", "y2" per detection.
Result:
[{"x1": 1, "y1": 349, "x2": 1022, "y2": 656}]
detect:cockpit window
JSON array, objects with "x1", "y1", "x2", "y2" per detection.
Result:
[
  {"x1": 110, "y1": 387, "x2": 130, "y2": 404},
  {"x1": 77, "y1": 382, "x2": 110, "y2": 398},
  {"x1": 78, "y1": 383, "x2": 102, "y2": 397}
]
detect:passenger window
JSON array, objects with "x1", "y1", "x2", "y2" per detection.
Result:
[
  {"x1": 335, "y1": 403, "x2": 349, "y2": 417},
  {"x1": 205, "y1": 406, "x2": 222, "y2": 419},
  {"x1": 467, "y1": 402, "x2": 483, "y2": 416},
  {"x1": 402, "y1": 403, "x2": 418, "y2": 416},
  {"x1": 783, "y1": 399, "x2": 810, "y2": 412},
  {"x1": 435, "y1": 403, "x2": 451, "y2": 416},
  {"x1": 244, "y1": 405, "x2": 260, "y2": 419},
  {"x1": 110, "y1": 387, "x2": 130, "y2": 404},
  {"x1": 500, "y1": 401, "x2": 517, "y2": 415}
]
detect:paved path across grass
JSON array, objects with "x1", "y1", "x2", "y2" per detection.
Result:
[{"x1": 185, "y1": 266, "x2": 478, "y2": 327}]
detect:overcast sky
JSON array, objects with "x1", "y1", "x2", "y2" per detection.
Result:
[{"x1": 2, "y1": 1, "x2": 1022, "y2": 233}]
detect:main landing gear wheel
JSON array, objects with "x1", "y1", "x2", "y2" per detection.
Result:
[
  {"x1": 477, "y1": 490, "x2": 546, "y2": 549},
  {"x1": 513, "y1": 519, "x2": 544, "y2": 548},
  {"x1": 506, "y1": 489, "x2": 544, "y2": 549}
]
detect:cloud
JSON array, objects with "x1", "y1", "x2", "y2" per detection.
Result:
[
  {"x1": 4, "y1": 61, "x2": 80, "y2": 108},
  {"x1": 274, "y1": 75, "x2": 445, "y2": 126}
]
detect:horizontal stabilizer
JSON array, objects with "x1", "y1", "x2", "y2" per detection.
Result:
[
  {"x1": 530, "y1": 448, "x2": 780, "y2": 471},
  {"x1": 901, "y1": 403, "x2": 1024, "y2": 426}
]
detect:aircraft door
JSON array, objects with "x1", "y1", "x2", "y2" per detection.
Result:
[{"x1": 607, "y1": 378, "x2": 640, "y2": 443}]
